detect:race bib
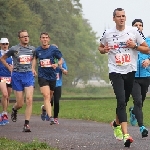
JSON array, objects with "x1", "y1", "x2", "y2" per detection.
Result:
[
  {"x1": 1, "y1": 77, "x2": 11, "y2": 84},
  {"x1": 19, "y1": 55, "x2": 31, "y2": 64},
  {"x1": 40, "y1": 59, "x2": 52, "y2": 67},
  {"x1": 56, "y1": 73, "x2": 60, "y2": 80},
  {"x1": 115, "y1": 53, "x2": 131, "y2": 66}
]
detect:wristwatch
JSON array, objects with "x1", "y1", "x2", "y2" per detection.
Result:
[{"x1": 133, "y1": 44, "x2": 138, "y2": 50}]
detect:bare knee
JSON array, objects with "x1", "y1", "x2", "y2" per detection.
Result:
[
  {"x1": 2, "y1": 92, "x2": 8, "y2": 99},
  {"x1": 26, "y1": 97, "x2": 33, "y2": 106},
  {"x1": 43, "y1": 93, "x2": 50, "y2": 101}
]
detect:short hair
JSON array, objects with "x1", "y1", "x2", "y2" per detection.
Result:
[
  {"x1": 40, "y1": 32, "x2": 50, "y2": 38},
  {"x1": 113, "y1": 8, "x2": 124, "y2": 17},
  {"x1": 132, "y1": 19, "x2": 143, "y2": 27},
  {"x1": 18, "y1": 30, "x2": 28, "y2": 37}
]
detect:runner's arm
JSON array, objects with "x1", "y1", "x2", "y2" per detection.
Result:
[
  {"x1": 98, "y1": 43, "x2": 111, "y2": 54},
  {"x1": 61, "y1": 58, "x2": 68, "y2": 75},
  {"x1": 98, "y1": 43, "x2": 105, "y2": 54},
  {"x1": 32, "y1": 57, "x2": 37, "y2": 76},
  {"x1": 126, "y1": 39, "x2": 149, "y2": 54},
  {"x1": 136, "y1": 41, "x2": 149, "y2": 54},
  {"x1": 0, "y1": 54, "x2": 12, "y2": 72}
]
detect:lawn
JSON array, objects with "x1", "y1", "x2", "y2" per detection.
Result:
[
  {"x1": 0, "y1": 138, "x2": 57, "y2": 150},
  {"x1": 6, "y1": 98, "x2": 150, "y2": 127}
]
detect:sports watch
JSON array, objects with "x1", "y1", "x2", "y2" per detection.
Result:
[{"x1": 133, "y1": 44, "x2": 138, "y2": 50}]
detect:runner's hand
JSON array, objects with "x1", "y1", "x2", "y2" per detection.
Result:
[
  {"x1": 51, "y1": 64, "x2": 58, "y2": 69},
  {"x1": 142, "y1": 59, "x2": 150, "y2": 68},
  {"x1": 126, "y1": 38, "x2": 136, "y2": 49},
  {"x1": 103, "y1": 43, "x2": 112, "y2": 53},
  {"x1": 32, "y1": 69, "x2": 37, "y2": 76}
]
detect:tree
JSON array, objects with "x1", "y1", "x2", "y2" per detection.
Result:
[{"x1": 0, "y1": 0, "x2": 109, "y2": 87}]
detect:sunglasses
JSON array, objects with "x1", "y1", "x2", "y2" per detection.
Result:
[
  {"x1": 2, "y1": 43, "x2": 9, "y2": 45},
  {"x1": 19, "y1": 35, "x2": 29, "y2": 38}
]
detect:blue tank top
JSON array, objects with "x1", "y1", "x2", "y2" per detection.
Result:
[{"x1": 0, "y1": 50, "x2": 13, "y2": 77}]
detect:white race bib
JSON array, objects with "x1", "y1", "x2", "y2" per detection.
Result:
[
  {"x1": 115, "y1": 53, "x2": 131, "y2": 66},
  {"x1": 40, "y1": 59, "x2": 52, "y2": 67},
  {"x1": 19, "y1": 55, "x2": 31, "y2": 64},
  {"x1": 1, "y1": 77, "x2": 11, "y2": 84}
]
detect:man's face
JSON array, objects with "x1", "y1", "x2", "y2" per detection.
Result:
[
  {"x1": 19, "y1": 32, "x2": 29, "y2": 45},
  {"x1": 133, "y1": 22, "x2": 143, "y2": 32},
  {"x1": 1, "y1": 43, "x2": 9, "y2": 50},
  {"x1": 40, "y1": 34, "x2": 50, "y2": 46},
  {"x1": 113, "y1": 10, "x2": 126, "y2": 27}
]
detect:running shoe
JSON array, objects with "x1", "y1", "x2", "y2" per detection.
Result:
[
  {"x1": 110, "y1": 120, "x2": 123, "y2": 141},
  {"x1": 23, "y1": 124, "x2": 31, "y2": 132},
  {"x1": 41, "y1": 105, "x2": 47, "y2": 121},
  {"x1": 0, "y1": 114, "x2": 4, "y2": 126},
  {"x1": 123, "y1": 134, "x2": 133, "y2": 147},
  {"x1": 49, "y1": 117, "x2": 54, "y2": 125},
  {"x1": 140, "y1": 126, "x2": 148, "y2": 138},
  {"x1": 129, "y1": 106, "x2": 137, "y2": 126},
  {"x1": 54, "y1": 118, "x2": 59, "y2": 124},
  {"x1": 11, "y1": 108, "x2": 17, "y2": 122},
  {"x1": 45, "y1": 114, "x2": 50, "y2": 121},
  {"x1": 2, "y1": 114, "x2": 9, "y2": 124}
]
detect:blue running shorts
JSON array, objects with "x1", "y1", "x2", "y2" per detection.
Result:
[{"x1": 11, "y1": 71, "x2": 34, "y2": 91}]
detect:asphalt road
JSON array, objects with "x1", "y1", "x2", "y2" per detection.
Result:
[{"x1": 0, "y1": 114, "x2": 150, "y2": 150}]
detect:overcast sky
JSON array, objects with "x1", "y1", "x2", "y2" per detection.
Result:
[{"x1": 80, "y1": 0, "x2": 150, "y2": 39}]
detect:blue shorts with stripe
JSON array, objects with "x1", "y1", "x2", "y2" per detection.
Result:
[{"x1": 11, "y1": 71, "x2": 34, "y2": 91}]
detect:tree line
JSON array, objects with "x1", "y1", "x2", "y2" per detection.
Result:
[{"x1": 0, "y1": 0, "x2": 108, "y2": 89}]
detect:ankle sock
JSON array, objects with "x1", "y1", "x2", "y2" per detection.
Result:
[
  {"x1": 25, "y1": 120, "x2": 29, "y2": 125},
  {"x1": 2, "y1": 111, "x2": 7, "y2": 115}
]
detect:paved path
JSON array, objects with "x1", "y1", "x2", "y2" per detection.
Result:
[{"x1": 0, "y1": 114, "x2": 150, "y2": 150}]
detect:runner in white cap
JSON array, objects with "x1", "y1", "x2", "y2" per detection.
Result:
[{"x1": 0, "y1": 38, "x2": 13, "y2": 125}]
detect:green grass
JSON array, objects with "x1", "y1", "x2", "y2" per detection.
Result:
[
  {"x1": 59, "y1": 99, "x2": 150, "y2": 127},
  {"x1": 6, "y1": 99, "x2": 150, "y2": 126},
  {"x1": 0, "y1": 138, "x2": 57, "y2": 150}
]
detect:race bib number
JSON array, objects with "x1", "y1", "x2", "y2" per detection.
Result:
[
  {"x1": 19, "y1": 55, "x2": 31, "y2": 64},
  {"x1": 115, "y1": 53, "x2": 131, "y2": 66},
  {"x1": 40, "y1": 59, "x2": 52, "y2": 67},
  {"x1": 1, "y1": 77, "x2": 11, "y2": 84},
  {"x1": 56, "y1": 73, "x2": 60, "y2": 80}
]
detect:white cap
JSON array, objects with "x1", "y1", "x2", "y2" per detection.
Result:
[{"x1": 0, "y1": 38, "x2": 9, "y2": 43}]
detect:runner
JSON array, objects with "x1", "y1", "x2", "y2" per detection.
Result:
[
  {"x1": 41, "y1": 57, "x2": 68, "y2": 124},
  {"x1": 32, "y1": 32, "x2": 63, "y2": 125},
  {"x1": 0, "y1": 30, "x2": 35, "y2": 132},
  {"x1": 129, "y1": 19, "x2": 149, "y2": 138},
  {"x1": 98, "y1": 8, "x2": 149, "y2": 147},
  {"x1": 0, "y1": 38, "x2": 13, "y2": 125}
]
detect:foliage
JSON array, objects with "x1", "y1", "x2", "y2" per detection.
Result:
[{"x1": 0, "y1": 0, "x2": 108, "y2": 90}]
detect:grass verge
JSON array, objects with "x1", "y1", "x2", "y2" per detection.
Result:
[
  {"x1": 6, "y1": 99, "x2": 150, "y2": 126},
  {"x1": 0, "y1": 137, "x2": 57, "y2": 150}
]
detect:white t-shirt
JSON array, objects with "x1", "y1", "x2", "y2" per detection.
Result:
[{"x1": 100, "y1": 25, "x2": 145, "y2": 74}]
